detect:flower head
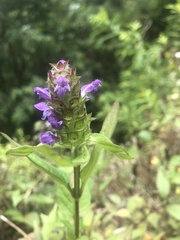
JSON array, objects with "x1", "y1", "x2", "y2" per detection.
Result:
[
  {"x1": 40, "y1": 132, "x2": 60, "y2": 145},
  {"x1": 34, "y1": 59, "x2": 101, "y2": 147}
]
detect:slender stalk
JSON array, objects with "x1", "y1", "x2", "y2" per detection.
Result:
[
  {"x1": 0, "y1": 215, "x2": 32, "y2": 240},
  {"x1": 74, "y1": 165, "x2": 81, "y2": 238}
]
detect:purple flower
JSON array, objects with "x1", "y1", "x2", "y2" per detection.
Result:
[
  {"x1": 34, "y1": 87, "x2": 51, "y2": 100},
  {"x1": 40, "y1": 131, "x2": 60, "y2": 145},
  {"x1": 81, "y1": 79, "x2": 102, "y2": 98},
  {"x1": 54, "y1": 76, "x2": 71, "y2": 97},
  {"x1": 57, "y1": 59, "x2": 66, "y2": 65},
  {"x1": 48, "y1": 115, "x2": 63, "y2": 129},
  {"x1": 34, "y1": 102, "x2": 54, "y2": 120}
]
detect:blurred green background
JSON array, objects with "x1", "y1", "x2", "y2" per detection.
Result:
[{"x1": 1, "y1": 0, "x2": 180, "y2": 239}]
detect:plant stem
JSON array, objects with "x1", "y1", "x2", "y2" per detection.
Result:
[{"x1": 74, "y1": 165, "x2": 81, "y2": 238}]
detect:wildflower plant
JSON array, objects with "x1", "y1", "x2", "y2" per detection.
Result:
[{"x1": 1, "y1": 59, "x2": 131, "y2": 239}]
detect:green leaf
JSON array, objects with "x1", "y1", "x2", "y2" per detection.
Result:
[
  {"x1": 147, "y1": 212, "x2": 161, "y2": 229},
  {"x1": 66, "y1": 225, "x2": 76, "y2": 240},
  {"x1": 81, "y1": 102, "x2": 120, "y2": 190},
  {"x1": 89, "y1": 133, "x2": 131, "y2": 160},
  {"x1": 81, "y1": 145, "x2": 102, "y2": 191},
  {"x1": 154, "y1": 232, "x2": 166, "y2": 240},
  {"x1": 41, "y1": 204, "x2": 58, "y2": 240},
  {"x1": 100, "y1": 101, "x2": 120, "y2": 138},
  {"x1": 36, "y1": 144, "x2": 72, "y2": 167},
  {"x1": 127, "y1": 195, "x2": 145, "y2": 213},
  {"x1": 7, "y1": 144, "x2": 73, "y2": 167},
  {"x1": 7, "y1": 145, "x2": 36, "y2": 155},
  {"x1": 10, "y1": 190, "x2": 23, "y2": 207},
  {"x1": 83, "y1": 209, "x2": 94, "y2": 230},
  {"x1": 131, "y1": 223, "x2": 147, "y2": 239},
  {"x1": 0, "y1": 132, "x2": 20, "y2": 147},
  {"x1": 27, "y1": 153, "x2": 70, "y2": 189},
  {"x1": 166, "y1": 204, "x2": 180, "y2": 221},
  {"x1": 156, "y1": 167, "x2": 170, "y2": 198},
  {"x1": 77, "y1": 236, "x2": 89, "y2": 240},
  {"x1": 80, "y1": 184, "x2": 91, "y2": 212},
  {"x1": 57, "y1": 184, "x2": 74, "y2": 217},
  {"x1": 4, "y1": 209, "x2": 25, "y2": 223}
]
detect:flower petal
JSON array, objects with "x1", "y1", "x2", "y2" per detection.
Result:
[
  {"x1": 34, "y1": 87, "x2": 51, "y2": 100},
  {"x1": 57, "y1": 59, "x2": 66, "y2": 65},
  {"x1": 34, "y1": 102, "x2": 54, "y2": 120},
  {"x1": 81, "y1": 79, "x2": 102, "y2": 98},
  {"x1": 40, "y1": 131, "x2": 60, "y2": 145},
  {"x1": 34, "y1": 102, "x2": 49, "y2": 111},
  {"x1": 54, "y1": 76, "x2": 71, "y2": 97},
  {"x1": 48, "y1": 116, "x2": 63, "y2": 129}
]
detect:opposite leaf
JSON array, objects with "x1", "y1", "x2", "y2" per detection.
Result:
[
  {"x1": 100, "y1": 101, "x2": 120, "y2": 138},
  {"x1": 7, "y1": 144, "x2": 73, "y2": 167},
  {"x1": 7, "y1": 146, "x2": 36, "y2": 156},
  {"x1": 0, "y1": 132, "x2": 20, "y2": 147},
  {"x1": 27, "y1": 153, "x2": 70, "y2": 189},
  {"x1": 81, "y1": 101, "x2": 122, "y2": 189},
  {"x1": 89, "y1": 133, "x2": 131, "y2": 160}
]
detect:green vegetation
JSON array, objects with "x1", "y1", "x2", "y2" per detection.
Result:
[{"x1": 0, "y1": 0, "x2": 180, "y2": 239}]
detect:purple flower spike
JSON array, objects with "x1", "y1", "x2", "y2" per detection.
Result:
[
  {"x1": 48, "y1": 115, "x2": 63, "y2": 129},
  {"x1": 34, "y1": 87, "x2": 51, "y2": 100},
  {"x1": 81, "y1": 79, "x2": 102, "y2": 98},
  {"x1": 54, "y1": 76, "x2": 71, "y2": 97},
  {"x1": 34, "y1": 102, "x2": 54, "y2": 120},
  {"x1": 40, "y1": 131, "x2": 60, "y2": 145}
]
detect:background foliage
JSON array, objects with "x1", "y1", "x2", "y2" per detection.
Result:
[{"x1": 0, "y1": 0, "x2": 180, "y2": 239}]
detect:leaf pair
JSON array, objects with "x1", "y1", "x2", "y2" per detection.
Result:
[{"x1": 1, "y1": 101, "x2": 132, "y2": 191}]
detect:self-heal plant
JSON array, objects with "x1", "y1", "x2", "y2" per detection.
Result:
[{"x1": 1, "y1": 59, "x2": 131, "y2": 239}]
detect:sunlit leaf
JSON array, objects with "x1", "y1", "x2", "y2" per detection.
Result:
[
  {"x1": 41, "y1": 204, "x2": 58, "y2": 240},
  {"x1": 6, "y1": 144, "x2": 73, "y2": 167},
  {"x1": 36, "y1": 144, "x2": 72, "y2": 167},
  {"x1": 0, "y1": 132, "x2": 20, "y2": 147},
  {"x1": 77, "y1": 236, "x2": 89, "y2": 240},
  {"x1": 100, "y1": 101, "x2": 120, "y2": 137},
  {"x1": 131, "y1": 223, "x2": 147, "y2": 239},
  {"x1": 166, "y1": 204, "x2": 180, "y2": 221},
  {"x1": 156, "y1": 167, "x2": 170, "y2": 198},
  {"x1": 147, "y1": 212, "x2": 161, "y2": 229},
  {"x1": 27, "y1": 153, "x2": 70, "y2": 189},
  {"x1": 7, "y1": 146, "x2": 36, "y2": 156},
  {"x1": 57, "y1": 184, "x2": 74, "y2": 217},
  {"x1": 83, "y1": 209, "x2": 93, "y2": 230},
  {"x1": 89, "y1": 133, "x2": 131, "y2": 160},
  {"x1": 80, "y1": 184, "x2": 91, "y2": 212}
]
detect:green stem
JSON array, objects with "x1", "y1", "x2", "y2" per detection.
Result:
[{"x1": 74, "y1": 165, "x2": 81, "y2": 238}]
